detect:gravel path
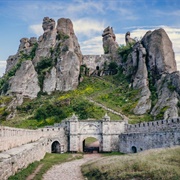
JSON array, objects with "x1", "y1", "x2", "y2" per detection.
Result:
[{"x1": 43, "y1": 154, "x2": 101, "y2": 180}]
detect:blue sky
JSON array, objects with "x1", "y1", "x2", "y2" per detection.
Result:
[{"x1": 0, "y1": 0, "x2": 180, "y2": 76}]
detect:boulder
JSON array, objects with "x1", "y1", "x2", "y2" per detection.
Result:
[
  {"x1": 142, "y1": 28, "x2": 177, "y2": 80},
  {"x1": 42, "y1": 17, "x2": 82, "y2": 94},
  {"x1": 33, "y1": 17, "x2": 56, "y2": 65},
  {"x1": 125, "y1": 31, "x2": 136, "y2": 45},
  {"x1": 7, "y1": 60, "x2": 40, "y2": 99},
  {"x1": 132, "y1": 43, "x2": 151, "y2": 114},
  {"x1": 42, "y1": 17, "x2": 55, "y2": 32},
  {"x1": 102, "y1": 26, "x2": 119, "y2": 61}
]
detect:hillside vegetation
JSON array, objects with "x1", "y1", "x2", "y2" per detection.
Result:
[
  {"x1": 82, "y1": 146, "x2": 180, "y2": 180},
  {"x1": 1, "y1": 70, "x2": 152, "y2": 129}
]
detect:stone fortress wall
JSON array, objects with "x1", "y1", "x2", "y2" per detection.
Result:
[
  {"x1": 82, "y1": 54, "x2": 112, "y2": 75},
  {"x1": 126, "y1": 118, "x2": 180, "y2": 133},
  {"x1": 0, "y1": 126, "x2": 67, "y2": 180},
  {"x1": 119, "y1": 118, "x2": 180, "y2": 153},
  {"x1": 0, "y1": 138, "x2": 47, "y2": 180},
  {"x1": 0, "y1": 126, "x2": 44, "y2": 152},
  {"x1": 0, "y1": 116, "x2": 179, "y2": 179}
]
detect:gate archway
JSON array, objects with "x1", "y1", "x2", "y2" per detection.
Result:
[
  {"x1": 51, "y1": 141, "x2": 61, "y2": 153},
  {"x1": 83, "y1": 137, "x2": 99, "y2": 153}
]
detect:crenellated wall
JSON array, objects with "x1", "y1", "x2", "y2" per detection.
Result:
[
  {"x1": 119, "y1": 118, "x2": 180, "y2": 153},
  {"x1": 126, "y1": 118, "x2": 180, "y2": 133},
  {"x1": 119, "y1": 131, "x2": 180, "y2": 153},
  {"x1": 0, "y1": 138, "x2": 47, "y2": 180},
  {"x1": 0, "y1": 126, "x2": 44, "y2": 152},
  {"x1": 0, "y1": 115, "x2": 180, "y2": 179}
]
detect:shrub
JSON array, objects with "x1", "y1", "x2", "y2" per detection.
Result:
[
  {"x1": 35, "y1": 57, "x2": 54, "y2": 91},
  {"x1": 108, "y1": 62, "x2": 118, "y2": 75},
  {"x1": 56, "y1": 32, "x2": 69, "y2": 41},
  {"x1": 118, "y1": 43, "x2": 134, "y2": 62}
]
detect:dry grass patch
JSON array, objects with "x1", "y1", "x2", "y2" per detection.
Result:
[{"x1": 82, "y1": 146, "x2": 180, "y2": 180}]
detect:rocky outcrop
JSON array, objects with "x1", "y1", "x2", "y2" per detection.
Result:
[
  {"x1": 102, "y1": 26, "x2": 119, "y2": 61},
  {"x1": 132, "y1": 43, "x2": 151, "y2": 114},
  {"x1": 33, "y1": 17, "x2": 56, "y2": 65},
  {"x1": 3, "y1": 17, "x2": 82, "y2": 99},
  {"x1": 120, "y1": 28, "x2": 180, "y2": 119},
  {"x1": 43, "y1": 18, "x2": 82, "y2": 94},
  {"x1": 7, "y1": 61, "x2": 40, "y2": 98},
  {"x1": 2, "y1": 18, "x2": 180, "y2": 121},
  {"x1": 142, "y1": 28, "x2": 177, "y2": 80},
  {"x1": 6, "y1": 37, "x2": 37, "y2": 73},
  {"x1": 125, "y1": 32, "x2": 136, "y2": 45}
]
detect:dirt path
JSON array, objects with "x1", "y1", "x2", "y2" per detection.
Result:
[
  {"x1": 26, "y1": 164, "x2": 43, "y2": 180},
  {"x1": 43, "y1": 154, "x2": 101, "y2": 180}
]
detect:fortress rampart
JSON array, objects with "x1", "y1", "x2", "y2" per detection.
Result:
[
  {"x1": 126, "y1": 118, "x2": 180, "y2": 133},
  {"x1": 119, "y1": 118, "x2": 180, "y2": 153},
  {"x1": 0, "y1": 138, "x2": 47, "y2": 180},
  {"x1": 0, "y1": 115, "x2": 179, "y2": 179},
  {"x1": 0, "y1": 126, "x2": 44, "y2": 152}
]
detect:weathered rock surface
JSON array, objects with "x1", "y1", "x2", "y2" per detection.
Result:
[
  {"x1": 2, "y1": 18, "x2": 180, "y2": 121},
  {"x1": 7, "y1": 60, "x2": 40, "y2": 98},
  {"x1": 6, "y1": 37, "x2": 37, "y2": 73},
  {"x1": 121, "y1": 28, "x2": 179, "y2": 119},
  {"x1": 43, "y1": 17, "x2": 82, "y2": 93},
  {"x1": 142, "y1": 28, "x2": 177, "y2": 80},
  {"x1": 125, "y1": 31, "x2": 136, "y2": 45},
  {"x1": 33, "y1": 17, "x2": 56, "y2": 65},
  {"x1": 102, "y1": 26, "x2": 119, "y2": 61},
  {"x1": 4, "y1": 17, "x2": 82, "y2": 99},
  {"x1": 132, "y1": 43, "x2": 151, "y2": 114},
  {"x1": 151, "y1": 73, "x2": 179, "y2": 119}
]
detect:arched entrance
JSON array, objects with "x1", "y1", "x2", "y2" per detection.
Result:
[
  {"x1": 83, "y1": 137, "x2": 99, "y2": 153},
  {"x1": 131, "y1": 146, "x2": 137, "y2": 153},
  {"x1": 51, "y1": 141, "x2": 61, "y2": 153}
]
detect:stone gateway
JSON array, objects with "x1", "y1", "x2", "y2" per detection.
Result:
[{"x1": 0, "y1": 114, "x2": 180, "y2": 179}]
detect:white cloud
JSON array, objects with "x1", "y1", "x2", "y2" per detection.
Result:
[
  {"x1": 80, "y1": 26, "x2": 180, "y2": 71},
  {"x1": 0, "y1": 61, "x2": 7, "y2": 77},
  {"x1": 29, "y1": 24, "x2": 43, "y2": 36},
  {"x1": 128, "y1": 26, "x2": 180, "y2": 70},
  {"x1": 74, "y1": 18, "x2": 105, "y2": 37},
  {"x1": 80, "y1": 36, "x2": 103, "y2": 55}
]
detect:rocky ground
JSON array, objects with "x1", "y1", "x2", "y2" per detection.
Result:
[{"x1": 43, "y1": 153, "x2": 101, "y2": 180}]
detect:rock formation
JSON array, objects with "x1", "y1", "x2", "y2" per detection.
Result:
[
  {"x1": 125, "y1": 31, "x2": 136, "y2": 45},
  {"x1": 142, "y1": 28, "x2": 177, "y2": 80},
  {"x1": 1, "y1": 17, "x2": 180, "y2": 120},
  {"x1": 120, "y1": 28, "x2": 180, "y2": 119},
  {"x1": 102, "y1": 26, "x2": 119, "y2": 61},
  {"x1": 3, "y1": 17, "x2": 82, "y2": 102}
]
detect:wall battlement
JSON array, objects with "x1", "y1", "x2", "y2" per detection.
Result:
[
  {"x1": 126, "y1": 118, "x2": 180, "y2": 133},
  {"x1": 0, "y1": 126, "x2": 47, "y2": 152}
]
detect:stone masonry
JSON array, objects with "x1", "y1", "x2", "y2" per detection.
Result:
[{"x1": 0, "y1": 115, "x2": 180, "y2": 179}]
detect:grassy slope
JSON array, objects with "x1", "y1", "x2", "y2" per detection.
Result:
[
  {"x1": 1, "y1": 72, "x2": 153, "y2": 128},
  {"x1": 82, "y1": 146, "x2": 180, "y2": 180}
]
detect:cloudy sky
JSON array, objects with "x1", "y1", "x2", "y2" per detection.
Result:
[{"x1": 0, "y1": 0, "x2": 180, "y2": 76}]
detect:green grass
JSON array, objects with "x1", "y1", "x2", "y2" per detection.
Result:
[
  {"x1": 1, "y1": 72, "x2": 153, "y2": 128},
  {"x1": 84, "y1": 137, "x2": 98, "y2": 146},
  {"x1": 82, "y1": 146, "x2": 180, "y2": 180},
  {"x1": 8, "y1": 153, "x2": 83, "y2": 180}
]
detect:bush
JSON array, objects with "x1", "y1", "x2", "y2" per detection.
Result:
[
  {"x1": 34, "y1": 103, "x2": 66, "y2": 121},
  {"x1": 56, "y1": 32, "x2": 69, "y2": 41},
  {"x1": 35, "y1": 58, "x2": 54, "y2": 91},
  {"x1": 108, "y1": 62, "x2": 118, "y2": 75},
  {"x1": 118, "y1": 43, "x2": 134, "y2": 62}
]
